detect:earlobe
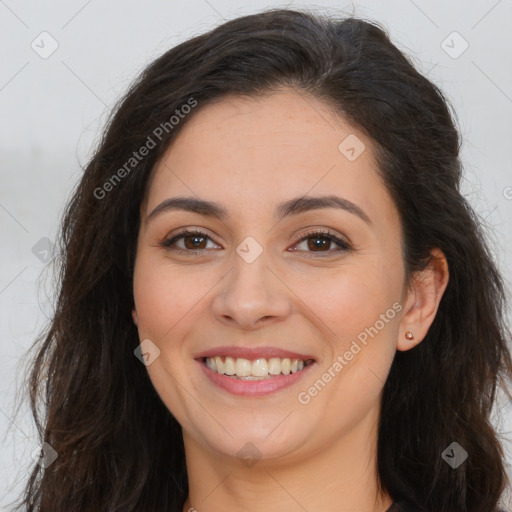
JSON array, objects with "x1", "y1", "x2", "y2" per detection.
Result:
[
  {"x1": 397, "y1": 248, "x2": 449, "y2": 351},
  {"x1": 132, "y1": 309, "x2": 138, "y2": 326}
]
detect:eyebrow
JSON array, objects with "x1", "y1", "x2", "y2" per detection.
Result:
[{"x1": 147, "y1": 194, "x2": 372, "y2": 226}]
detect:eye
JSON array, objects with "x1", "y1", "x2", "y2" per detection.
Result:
[
  {"x1": 290, "y1": 229, "x2": 353, "y2": 256},
  {"x1": 161, "y1": 230, "x2": 220, "y2": 253},
  {"x1": 161, "y1": 228, "x2": 353, "y2": 256}
]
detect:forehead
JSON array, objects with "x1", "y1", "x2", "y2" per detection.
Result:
[
  {"x1": 166, "y1": 90, "x2": 360, "y2": 169},
  {"x1": 144, "y1": 90, "x2": 398, "y2": 231}
]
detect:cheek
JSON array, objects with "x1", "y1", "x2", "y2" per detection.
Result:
[
  {"x1": 133, "y1": 254, "x2": 207, "y2": 344},
  {"x1": 132, "y1": 255, "x2": 208, "y2": 422},
  {"x1": 301, "y1": 265, "x2": 401, "y2": 417},
  {"x1": 305, "y1": 262, "x2": 400, "y2": 346}
]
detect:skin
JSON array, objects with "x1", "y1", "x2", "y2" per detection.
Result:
[{"x1": 132, "y1": 89, "x2": 449, "y2": 512}]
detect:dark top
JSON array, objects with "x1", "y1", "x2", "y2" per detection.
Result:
[
  {"x1": 386, "y1": 500, "x2": 506, "y2": 511},
  {"x1": 386, "y1": 502, "x2": 419, "y2": 512}
]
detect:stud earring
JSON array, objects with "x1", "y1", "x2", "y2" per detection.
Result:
[{"x1": 405, "y1": 330, "x2": 415, "y2": 340}]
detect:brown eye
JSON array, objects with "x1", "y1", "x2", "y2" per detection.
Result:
[
  {"x1": 182, "y1": 234, "x2": 207, "y2": 250},
  {"x1": 291, "y1": 230, "x2": 353, "y2": 255},
  {"x1": 306, "y1": 234, "x2": 333, "y2": 251},
  {"x1": 162, "y1": 230, "x2": 219, "y2": 252},
  {"x1": 161, "y1": 229, "x2": 352, "y2": 257}
]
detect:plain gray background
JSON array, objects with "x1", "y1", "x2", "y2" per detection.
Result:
[{"x1": 1, "y1": 0, "x2": 511, "y2": 509}]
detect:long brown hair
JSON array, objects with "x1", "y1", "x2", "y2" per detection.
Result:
[{"x1": 10, "y1": 7, "x2": 512, "y2": 512}]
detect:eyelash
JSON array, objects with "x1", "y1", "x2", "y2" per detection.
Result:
[{"x1": 161, "y1": 228, "x2": 353, "y2": 257}]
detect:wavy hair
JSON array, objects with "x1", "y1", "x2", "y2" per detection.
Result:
[{"x1": 11, "y1": 7, "x2": 512, "y2": 512}]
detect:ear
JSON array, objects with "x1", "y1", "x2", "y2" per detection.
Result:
[
  {"x1": 397, "y1": 248, "x2": 449, "y2": 351},
  {"x1": 132, "y1": 308, "x2": 138, "y2": 326}
]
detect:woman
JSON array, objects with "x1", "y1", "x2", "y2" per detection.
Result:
[{"x1": 14, "y1": 7, "x2": 512, "y2": 512}]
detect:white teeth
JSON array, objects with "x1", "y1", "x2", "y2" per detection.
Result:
[
  {"x1": 224, "y1": 356, "x2": 236, "y2": 375},
  {"x1": 204, "y1": 356, "x2": 311, "y2": 378},
  {"x1": 214, "y1": 356, "x2": 224, "y2": 373},
  {"x1": 235, "y1": 358, "x2": 252, "y2": 377},
  {"x1": 268, "y1": 358, "x2": 281, "y2": 375},
  {"x1": 252, "y1": 358, "x2": 268, "y2": 377}
]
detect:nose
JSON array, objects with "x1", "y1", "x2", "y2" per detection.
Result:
[{"x1": 211, "y1": 252, "x2": 292, "y2": 330}]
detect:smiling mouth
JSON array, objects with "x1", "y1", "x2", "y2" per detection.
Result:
[{"x1": 202, "y1": 356, "x2": 315, "y2": 380}]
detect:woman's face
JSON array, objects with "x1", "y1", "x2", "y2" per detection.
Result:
[{"x1": 133, "y1": 90, "x2": 408, "y2": 465}]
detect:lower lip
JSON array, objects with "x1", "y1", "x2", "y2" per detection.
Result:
[{"x1": 197, "y1": 359, "x2": 316, "y2": 396}]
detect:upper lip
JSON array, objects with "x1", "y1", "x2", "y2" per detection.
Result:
[{"x1": 195, "y1": 346, "x2": 316, "y2": 361}]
